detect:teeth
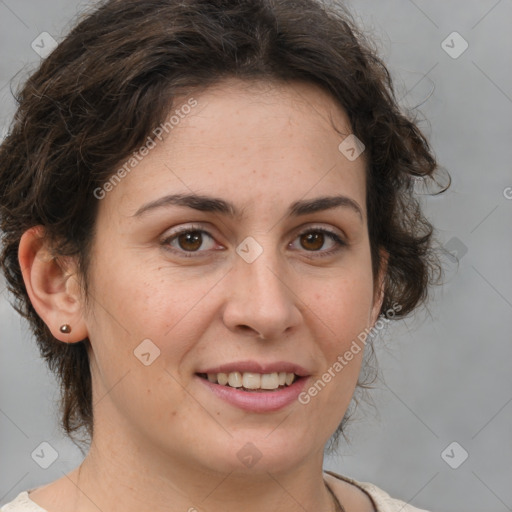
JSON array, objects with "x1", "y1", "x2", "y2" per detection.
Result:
[
  {"x1": 242, "y1": 372, "x2": 261, "y2": 389},
  {"x1": 261, "y1": 372, "x2": 279, "y2": 390},
  {"x1": 228, "y1": 372, "x2": 243, "y2": 388},
  {"x1": 217, "y1": 373, "x2": 229, "y2": 386},
  {"x1": 205, "y1": 371, "x2": 297, "y2": 390}
]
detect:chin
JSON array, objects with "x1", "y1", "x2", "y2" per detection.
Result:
[{"x1": 196, "y1": 429, "x2": 322, "y2": 476}]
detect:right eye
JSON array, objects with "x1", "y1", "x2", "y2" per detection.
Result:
[{"x1": 161, "y1": 225, "x2": 223, "y2": 257}]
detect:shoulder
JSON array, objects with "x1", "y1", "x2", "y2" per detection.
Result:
[
  {"x1": 0, "y1": 491, "x2": 48, "y2": 512},
  {"x1": 324, "y1": 470, "x2": 432, "y2": 512}
]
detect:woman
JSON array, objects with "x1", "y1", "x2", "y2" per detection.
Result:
[{"x1": 0, "y1": 0, "x2": 445, "y2": 510}]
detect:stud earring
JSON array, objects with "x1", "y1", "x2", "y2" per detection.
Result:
[{"x1": 59, "y1": 324, "x2": 72, "y2": 334}]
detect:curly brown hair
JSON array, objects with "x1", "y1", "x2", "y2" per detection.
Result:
[{"x1": 0, "y1": 0, "x2": 446, "y2": 450}]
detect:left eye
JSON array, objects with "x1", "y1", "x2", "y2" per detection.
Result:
[
  {"x1": 162, "y1": 226, "x2": 345, "y2": 257},
  {"x1": 288, "y1": 229, "x2": 345, "y2": 255}
]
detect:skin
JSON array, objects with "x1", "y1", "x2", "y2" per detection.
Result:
[{"x1": 19, "y1": 78, "x2": 385, "y2": 512}]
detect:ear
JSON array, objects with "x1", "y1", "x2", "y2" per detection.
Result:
[
  {"x1": 369, "y1": 247, "x2": 389, "y2": 326},
  {"x1": 18, "y1": 226, "x2": 89, "y2": 343}
]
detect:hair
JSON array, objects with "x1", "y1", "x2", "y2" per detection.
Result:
[{"x1": 0, "y1": 0, "x2": 447, "y2": 451}]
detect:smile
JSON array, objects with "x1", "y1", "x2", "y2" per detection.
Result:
[
  {"x1": 197, "y1": 371, "x2": 297, "y2": 391},
  {"x1": 195, "y1": 372, "x2": 308, "y2": 412}
]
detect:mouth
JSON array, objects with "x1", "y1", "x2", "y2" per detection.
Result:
[
  {"x1": 194, "y1": 363, "x2": 310, "y2": 412},
  {"x1": 196, "y1": 371, "x2": 301, "y2": 392}
]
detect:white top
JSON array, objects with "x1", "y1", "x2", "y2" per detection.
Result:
[{"x1": 0, "y1": 470, "x2": 431, "y2": 512}]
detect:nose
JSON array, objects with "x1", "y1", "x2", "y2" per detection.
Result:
[{"x1": 221, "y1": 245, "x2": 302, "y2": 340}]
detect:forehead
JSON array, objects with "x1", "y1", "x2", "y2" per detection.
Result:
[{"x1": 99, "y1": 78, "x2": 366, "y2": 221}]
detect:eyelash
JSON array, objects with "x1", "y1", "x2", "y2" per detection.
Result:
[{"x1": 161, "y1": 224, "x2": 347, "y2": 259}]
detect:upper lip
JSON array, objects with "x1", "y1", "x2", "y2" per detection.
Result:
[{"x1": 197, "y1": 360, "x2": 310, "y2": 377}]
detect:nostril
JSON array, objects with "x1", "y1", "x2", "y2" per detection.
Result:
[{"x1": 235, "y1": 325, "x2": 266, "y2": 339}]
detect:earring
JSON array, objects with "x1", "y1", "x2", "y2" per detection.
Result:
[{"x1": 59, "y1": 324, "x2": 72, "y2": 334}]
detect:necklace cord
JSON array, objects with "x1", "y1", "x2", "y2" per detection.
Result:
[{"x1": 324, "y1": 480, "x2": 346, "y2": 512}]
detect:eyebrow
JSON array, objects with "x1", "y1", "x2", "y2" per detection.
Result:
[{"x1": 133, "y1": 193, "x2": 363, "y2": 221}]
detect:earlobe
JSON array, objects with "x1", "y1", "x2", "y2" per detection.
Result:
[{"x1": 18, "y1": 226, "x2": 88, "y2": 343}]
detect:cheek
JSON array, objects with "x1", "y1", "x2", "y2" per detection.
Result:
[
  {"x1": 308, "y1": 273, "x2": 375, "y2": 341},
  {"x1": 86, "y1": 255, "x2": 222, "y2": 374},
  {"x1": 302, "y1": 272, "x2": 375, "y2": 410}
]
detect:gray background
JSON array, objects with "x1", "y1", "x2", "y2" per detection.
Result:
[{"x1": 0, "y1": 1, "x2": 511, "y2": 511}]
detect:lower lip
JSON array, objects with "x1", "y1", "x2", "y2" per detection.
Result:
[{"x1": 196, "y1": 375, "x2": 308, "y2": 412}]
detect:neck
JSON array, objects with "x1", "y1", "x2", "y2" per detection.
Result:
[{"x1": 68, "y1": 426, "x2": 336, "y2": 512}]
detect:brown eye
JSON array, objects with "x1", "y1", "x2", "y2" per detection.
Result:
[
  {"x1": 289, "y1": 228, "x2": 346, "y2": 258},
  {"x1": 163, "y1": 227, "x2": 218, "y2": 257},
  {"x1": 300, "y1": 232, "x2": 325, "y2": 251},
  {"x1": 177, "y1": 231, "x2": 204, "y2": 251}
]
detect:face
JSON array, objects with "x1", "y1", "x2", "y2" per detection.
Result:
[{"x1": 81, "y1": 78, "x2": 384, "y2": 476}]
